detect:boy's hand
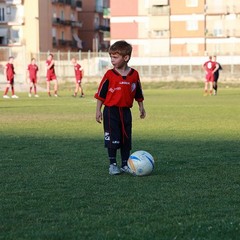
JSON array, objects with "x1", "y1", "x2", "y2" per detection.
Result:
[
  {"x1": 140, "y1": 108, "x2": 146, "y2": 119},
  {"x1": 96, "y1": 110, "x2": 102, "y2": 123}
]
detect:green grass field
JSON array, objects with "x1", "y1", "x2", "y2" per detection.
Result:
[{"x1": 1, "y1": 86, "x2": 240, "y2": 240}]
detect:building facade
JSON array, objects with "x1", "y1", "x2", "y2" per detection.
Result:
[
  {"x1": 0, "y1": 0, "x2": 83, "y2": 56},
  {"x1": 110, "y1": 0, "x2": 240, "y2": 56},
  {"x1": 78, "y1": 0, "x2": 110, "y2": 51}
]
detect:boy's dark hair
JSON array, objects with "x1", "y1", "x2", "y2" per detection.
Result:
[
  {"x1": 109, "y1": 40, "x2": 132, "y2": 57},
  {"x1": 9, "y1": 56, "x2": 14, "y2": 60}
]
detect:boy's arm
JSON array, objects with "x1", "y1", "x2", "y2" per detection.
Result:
[
  {"x1": 138, "y1": 101, "x2": 146, "y2": 119},
  {"x1": 48, "y1": 60, "x2": 54, "y2": 69},
  {"x1": 96, "y1": 99, "x2": 103, "y2": 123}
]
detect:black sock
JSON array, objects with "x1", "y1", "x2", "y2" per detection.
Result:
[
  {"x1": 108, "y1": 148, "x2": 117, "y2": 165},
  {"x1": 121, "y1": 148, "x2": 130, "y2": 167}
]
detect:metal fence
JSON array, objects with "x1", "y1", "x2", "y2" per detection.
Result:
[{"x1": 0, "y1": 46, "x2": 240, "y2": 86}]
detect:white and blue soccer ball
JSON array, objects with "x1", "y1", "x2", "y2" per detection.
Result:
[{"x1": 127, "y1": 150, "x2": 154, "y2": 176}]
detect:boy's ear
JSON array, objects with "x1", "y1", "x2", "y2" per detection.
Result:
[{"x1": 124, "y1": 55, "x2": 130, "y2": 62}]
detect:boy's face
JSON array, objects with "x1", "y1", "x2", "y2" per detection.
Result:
[
  {"x1": 48, "y1": 55, "x2": 53, "y2": 61},
  {"x1": 110, "y1": 53, "x2": 129, "y2": 68},
  {"x1": 32, "y1": 59, "x2": 36, "y2": 64},
  {"x1": 9, "y1": 58, "x2": 14, "y2": 63},
  {"x1": 71, "y1": 58, "x2": 76, "y2": 64}
]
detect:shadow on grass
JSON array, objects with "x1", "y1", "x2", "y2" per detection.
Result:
[{"x1": 1, "y1": 135, "x2": 240, "y2": 239}]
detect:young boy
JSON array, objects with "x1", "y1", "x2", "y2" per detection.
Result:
[
  {"x1": 46, "y1": 54, "x2": 58, "y2": 97},
  {"x1": 95, "y1": 40, "x2": 146, "y2": 175},
  {"x1": 71, "y1": 58, "x2": 84, "y2": 97},
  {"x1": 202, "y1": 56, "x2": 218, "y2": 96},
  {"x1": 3, "y1": 56, "x2": 18, "y2": 98},
  {"x1": 27, "y1": 58, "x2": 39, "y2": 97}
]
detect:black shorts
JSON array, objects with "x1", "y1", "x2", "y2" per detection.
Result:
[{"x1": 103, "y1": 106, "x2": 132, "y2": 150}]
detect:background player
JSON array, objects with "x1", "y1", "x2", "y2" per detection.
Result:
[
  {"x1": 46, "y1": 54, "x2": 58, "y2": 97},
  {"x1": 3, "y1": 56, "x2": 18, "y2": 99},
  {"x1": 202, "y1": 56, "x2": 218, "y2": 96},
  {"x1": 212, "y1": 55, "x2": 222, "y2": 95},
  {"x1": 27, "y1": 58, "x2": 39, "y2": 97},
  {"x1": 95, "y1": 40, "x2": 146, "y2": 175},
  {"x1": 71, "y1": 58, "x2": 84, "y2": 97}
]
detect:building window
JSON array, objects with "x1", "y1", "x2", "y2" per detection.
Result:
[
  {"x1": 0, "y1": 8, "x2": 5, "y2": 22},
  {"x1": 60, "y1": 10, "x2": 64, "y2": 20},
  {"x1": 186, "y1": 0, "x2": 198, "y2": 7},
  {"x1": 186, "y1": 20, "x2": 198, "y2": 31},
  {"x1": 6, "y1": 6, "x2": 11, "y2": 14}
]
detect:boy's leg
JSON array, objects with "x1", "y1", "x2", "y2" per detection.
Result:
[
  {"x1": 74, "y1": 82, "x2": 79, "y2": 96},
  {"x1": 120, "y1": 108, "x2": 132, "y2": 170},
  {"x1": 108, "y1": 148, "x2": 117, "y2": 165},
  {"x1": 209, "y1": 81, "x2": 213, "y2": 95},
  {"x1": 53, "y1": 79, "x2": 58, "y2": 96},
  {"x1": 79, "y1": 82, "x2": 84, "y2": 96},
  {"x1": 11, "y1": 83, "x2": 15, "y2": 96},
  {"x1": 4, "y1": 83, "x2": 10, "y2": 95},
  {"x1": 46, "y1": 80, "x2": 51, "y2": 96}
]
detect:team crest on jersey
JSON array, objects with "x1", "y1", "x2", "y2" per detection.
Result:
[{"x1": 131, "y1": 83, "x2": 136, "y2": 92}]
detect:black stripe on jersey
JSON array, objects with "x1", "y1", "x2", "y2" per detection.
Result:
[{"x1": 99, "y1": 79, "x2": 109, "y2": 99}]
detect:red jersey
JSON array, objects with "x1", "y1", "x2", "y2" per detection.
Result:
[
  {"x1": 203, "y1": 60, "x2": 216, "y2": 73},
  {"x1": 203, "y1": 60, "x2": 216, "y2": 82},
  {"x1": 5, "y1": 63, "x2": 15, "y2": 80},
  {"x1": 74, "y1": 63, "x2": 83, "y2": 80},
  {"x1": 27, "y1": 64, "x2": 38, "y2": 79},
  {"x1": 94, "y1": 68, "x2": 144, "y2": 108},
  {"x1": 46, "y1": 60, "x2": 56, "y2": 80}
]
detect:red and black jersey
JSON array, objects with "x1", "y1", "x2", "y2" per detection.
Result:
[
  {"x1": 5, "y1": 63, "x2": 15, "y2": 80},
  {"x1": 27, "y1": 64, "x2": 38, "y2": 79},
  {"x1": 94, "y1": 68, "x2": 144, "y2": 108},
  {"x1": 46, "y1": 60, "x2": 55, "y2": 76},
  {"x1": 74, "y1": 63, "x2": 83, "y2": 80}
]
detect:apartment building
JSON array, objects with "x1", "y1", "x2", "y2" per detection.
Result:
[
  {"x1": 0, "y1": 0, "x2": 83, "y2": 55},
  {"x1": 78, "y1": 0, "x2": 110, "y2": 51},
  {"x1": 110, "y1": 0, "x2": 240, "y2": 56},
  {"x1": 0, "y1": 0, "x2": 24, "y2": 46},
  {"x1": 110, "y1": 0, "x2": 170, "y2": 57}
]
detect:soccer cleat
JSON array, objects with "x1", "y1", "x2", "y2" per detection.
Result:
[
  {"x1": 109, "y1": 164, "x2": 121, "y2": 175},
  {"x1": 28, "y1": 93, "x2": 32, "y2": 97},
  {"x1": 3, "y1": 95, "x2": 10, "y2": 99},
  {"x1": 12, "y1": 95, "x2": 19, "y2": 98},
  {"x1": 120, "y1": 165, "x2": 132, "y2": 174},
  {"x1": 34, "y1": 94, "x2": 39, "y2": 98},
  {"x1": 54, "y1": 94, "x2": 58, "y2": 97}
]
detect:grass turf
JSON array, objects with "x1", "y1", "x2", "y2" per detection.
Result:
[{"x1": 0, "y1": 87, "x2": 240, "y2": 240}]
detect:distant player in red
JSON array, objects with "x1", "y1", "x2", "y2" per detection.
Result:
[
  {"x1": 202, "y1": 56, "x2": 218, "y2": 96},
  {"x1": 95, "y1": 40, "x2": 146, "y2": 175},
  {"x1": 3, "y1": 56, "x2": 18, "y2": 99},
  {"x1": 27, "y1": 58, "x2": 39, "y2": 97},
  {"x1": 71, "y1": 58, "x2": 84, "y2": 97},
  {"x1": 46, "y1": 54, "x2": 58, "y2": 97}
]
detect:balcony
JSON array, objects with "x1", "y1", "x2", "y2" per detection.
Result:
[
  {"x1": 205, "y1": 28, "x2": 240, "y2": 38},
  {"x1": 52, "y1": 38, "x2": 75, "y2": 47},
  {"x1": 52, "y1": 17, "x2": 72, "y2": 26},
  {"x1": 71, "y1": 21, "x2": 82, "y2": 28},
  {"x1": 149, "y1": 6, "x2": 170, "y2": 15},
  {"x1": 6, "y1": 0, "x2": 22, "y2": 5}
]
